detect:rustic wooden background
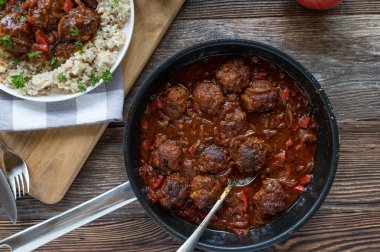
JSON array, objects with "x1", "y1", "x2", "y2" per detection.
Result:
[{"x1": 1, "y1": 0, "x2": 380, "y2": 251}]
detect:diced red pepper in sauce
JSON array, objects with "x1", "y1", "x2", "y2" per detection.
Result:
[
  {"x1": 283, "y1": 164, "x2": 292, "y2": 179},
  {"x1": 153, "y1": 98, "x2": 164, "y2": 109},
  {"x1": 294, "y1": 185, "x2": 306, "y2": 193},
  {"x1": 285, "y1": 139, "x2": 294, "y2": 148},
  {"x1": 141, "y1": 120, "x2": 149, "y2": 130},
  {"x1": 298, "y1": 117, "x2": 310, "y2": 129},
  {"x1": 22, "y1": 2, "x2": 29, "y2": 10},
  {"x1": 241, "y1": 191, "x2": 248, "y2": 211},
  {"x1": 299, "y1": 175, "x2": 313, "y2": 185},
  {"x1": 155, "y1": 175, "x2": 164, "y2": 188},
  {"x1": 188, "y1": 146, "x2": 196, "y2": 157},
  {"x1": 141, "y1": 140, "x2": 150, "y2": 151},
  {"x1": 283, "y1": 88, "x2": 290, "y2": 101},
  {"x1": 292, "y1": 122, "x2": 299, "y2": 131},
  {"x1": 63, "y1": 0, "x2": 74, "y2": 13},
  {"x1": 34, "y1": 30, "x2": 49, "y2": 52}
]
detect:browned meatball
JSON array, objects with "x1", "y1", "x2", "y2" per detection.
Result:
[
  {"x1": 254, "y1": 180, "x2": 286, "y2": 217},
  {"x1": 190, "y1": 175, "x2": 223, "y2": 210},
  {"x1": 162, "y1": 86, "x2": 189, "y2": 119},
  {"x1": 28, "y1": 0, "x2": 66, "y2": 31},
  {"x1": 60, "y1": 6, "x2": 100, "y2": 42},
  {"x1": 241, "y1": 80, "x2": 279, "y2": 113},
  {"x1": 195, "y1": 145, "x2": 226, "y2": 174},
  {"x1": 150, "y1": 135, "x2": 181, "y2": 174},
  {"x1": 0, "y1": 13, "x2": 32, "y2": 55},
  {"x1": 158, "y1": 174, "x2": 189, "y2": 209},
  {"x1": 193, "y1": 82, "x2": 224, "y2": 115},
  {"x1": 53, "y1": 42, "x2": 76, "y2": 59},
  {"x1": 220, "y1": 104, "x2": 247, "y2": 137},
  {"x1": 230, "y1": 136, "x2": 270, "y2": 173},
  {"x1": 216, "y1": 58, "x2": 251, "y2": 93}
]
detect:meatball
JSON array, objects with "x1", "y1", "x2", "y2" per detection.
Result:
[
  {"x1": 241, "y1": 80, "x2": 279, "y2": 113},
  {"x1": 190, "y1": 175, "x2": 223, "y2": 210},
  {"x1": 195, "y1": 145, "x2": 226, "y2": 174},
  {"x1": 220, "y1": 104, "x2": 247, "y2": 137},
  {"x1": 150, "y1": 135, "x2": 181, "y2": 174},
  {"x1": 193, "y1": 82, "x2": 224, "y2": 115},
  {"x1": 0, "y1": 13, "x2": 32, "y2": 54},
  {"x1": 158, "y1": 174, "x2": 189, "y2": 209},
  {"x1": 254, "y1": 180, "x2": 286, "y2": 217},
  {"x1": 230, "y1": 136, "x2": 270, "y2": 173},
  {"x1": 162, "y1": 86, "x2": 189, "y2": 119},
  {"x1": 28, "y1": 0, "x2": 66, "y2": 31},
  {"x1": 216, "y1": 58, "x2": 251, "y2": 93},
  {"x1": 53, "y1": 42, "x2": 76, "y2": 59},
  {"x1": 60, "y1": 6, "x2": 100, "y2": 42}
]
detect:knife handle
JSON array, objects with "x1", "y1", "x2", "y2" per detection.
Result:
[{"x1": 0, "y1": 181, "x2": 137, "y2": 252}]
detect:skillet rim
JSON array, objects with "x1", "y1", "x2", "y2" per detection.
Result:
[{"x1": 124, "y1": 39, "x2": 340, "y2": 251}]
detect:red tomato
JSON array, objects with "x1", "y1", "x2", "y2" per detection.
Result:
[{"x1": 297, "y1": 0, "x2": 343, "y2": 10}]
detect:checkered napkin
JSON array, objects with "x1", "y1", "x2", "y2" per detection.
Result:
[{"x1": 0, "y1": 67, "x2": 124, "y2": 131}]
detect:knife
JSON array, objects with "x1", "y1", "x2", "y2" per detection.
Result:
[{"x1": 0, "y1": 169, "x2": 17, "y2": 224}]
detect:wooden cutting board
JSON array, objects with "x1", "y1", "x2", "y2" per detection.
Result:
[{"x1": 0, "y1": 0, "x2": 185, "y2": 204}]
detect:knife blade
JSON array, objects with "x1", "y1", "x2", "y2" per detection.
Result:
[{"x1": 0, "y1": 169, "x2": 17, "y2": 224}]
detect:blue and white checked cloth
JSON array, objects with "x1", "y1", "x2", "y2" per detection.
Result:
[{"x1": 0, "y1": 67, "x2": 124, "y2": 131}]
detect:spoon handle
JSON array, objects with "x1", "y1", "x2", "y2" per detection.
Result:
[{"x1": 177, "y1": 183, "x2": 233, "y2": 252}]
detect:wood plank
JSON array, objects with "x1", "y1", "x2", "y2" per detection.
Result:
[
  {"x1": 0, "y1": 0, "x2": 185, "y2": 204},
  {"x1": 180, "y1": 0, "x2": 380, "y2": 19}
]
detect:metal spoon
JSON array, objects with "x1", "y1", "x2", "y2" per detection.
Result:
[{"x1": 177, "y1": 175, "x2": 257, "y2": 252}]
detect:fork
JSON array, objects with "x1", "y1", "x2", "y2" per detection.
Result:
[{"x1": 0, "y1": 140, "x2": 30, "y2": 199}]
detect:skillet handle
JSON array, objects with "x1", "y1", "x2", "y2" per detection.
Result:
[{"x1": 0, "y1": 181, "x2": 136, "y2": 252}]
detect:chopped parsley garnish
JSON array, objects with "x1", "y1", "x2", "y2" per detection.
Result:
[
  {"x1": 20, "y1": 16, "x2": 27, "y2": 22},
  {"x1": 27, "y1": 51, "x2": 40, "y2": 58},
  {"x1": 74, "y1": 41, "x2": 83, "y2": 52},
  {"x1": 57, "y1": 73, "x2": 67, "y2": 82},
  {"x1": 101, "y1": 70, "x2": 112, "y2": 83},
  {"x1": 70, "y1": 27, "x2": 80, "y2": 36},
  {"x1": 50, "y1": 56, "x2": 60, "y2": 67},
  {"x1": 10, "y1": 71, "x2": 25, "y2": 89},
  {"x1": 0, "y1": 0, "x2": 7, "y2": 10},
  {"x1": 89, "y1": 74, "x2": 100, "y2": 86},
  {"x1": 77, "y1": 82, "x2": 86, "y2": 92},
  {"x1": 113, "y1": 0, "x2": 120, "y2": 4},
  {"x1": 0, "y1": 35, "x2": 13, "y2": 48}
]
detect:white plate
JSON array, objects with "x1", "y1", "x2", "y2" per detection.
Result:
[{"x1": 0, "y1": 0, "x2": 135, "y2": 103}]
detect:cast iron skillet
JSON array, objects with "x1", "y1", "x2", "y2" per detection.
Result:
[{"x1": 124, "y1": 39, "x2": 340, "y2": 251}]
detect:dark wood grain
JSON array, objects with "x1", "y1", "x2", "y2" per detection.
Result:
[
  {"x1": 1, "y1": 1, "x2": 380, "y2": 251},
  {"x1": 179, "y1": 0, "x2": 380, "y2": 19}
]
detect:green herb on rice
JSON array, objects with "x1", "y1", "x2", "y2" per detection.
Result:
[
  {"x1": 50, "y1": 56, "x2": 60, "y2": 67},
  {"x1": 89, "y1": 74, "x2": 100, "y2": 86},
  {"x1": 57, "y1": 73, "x2": 67, "y2": 82},
  {"x1": 102, "y1": 70, "x2": 112, "y2": 83},
  {"x1": 10, "y1": 71, "x2": 25, "y2": 89},
  {"x1": 113, "y1": 0, "x2": 120, "y2": 4},
  {"x1": 70, "y1": 27, "x2": 80, "y2": 36},
  {"x1": 74, "y1": 41, "x2": 83, "y2": 52},
  {"x1": 78, "y1": 82, "x2": 87, "y2": 92},
  {"x1": 0, "y1": 35, "x2": 13, "y2": 48},
  {"x1": 27, "y1": 51, "x2": 41, "y2": 58}
]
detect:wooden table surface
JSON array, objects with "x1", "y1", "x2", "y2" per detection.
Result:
[{"x1": 1, "y1": 0, "x2": 380, "y2": 251}]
